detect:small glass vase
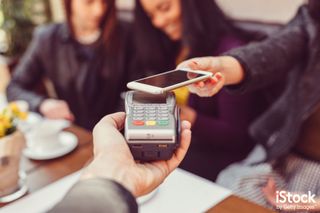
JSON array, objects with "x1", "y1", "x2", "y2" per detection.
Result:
[{"x1": 0, "y1": 130, "x2": 28, "y2": 203}]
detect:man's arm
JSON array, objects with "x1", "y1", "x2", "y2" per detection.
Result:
[
  {"x1": 224, "y1": 6, "x2": 309, "y2": 93},
  {"x1": 48, "y1": 179, "x2": 138, "y2": 213},
  {"x1": 177, "y1": 6, "x2": 309, "y2": 97}
]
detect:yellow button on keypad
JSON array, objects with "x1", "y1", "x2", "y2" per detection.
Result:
[{"x1": 146, "y1": 121, "x2": 156, "y2": 126}]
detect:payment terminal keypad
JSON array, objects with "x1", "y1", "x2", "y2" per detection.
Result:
[{"x1": 132, "y1": 105, "x2": 169, "y2": 126}]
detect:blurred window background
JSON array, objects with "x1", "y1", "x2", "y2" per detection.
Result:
[{"x1": 0, "y1": 0, "x2": 52, "y2": 57}]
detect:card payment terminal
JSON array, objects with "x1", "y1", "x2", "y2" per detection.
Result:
[{"x1": 124, "y1": 91, "x2": 180, "y2": 161}]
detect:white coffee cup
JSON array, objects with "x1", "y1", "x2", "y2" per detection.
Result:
[{"x1": 26, "y1": 119, "x2": 70, "y2": 152}]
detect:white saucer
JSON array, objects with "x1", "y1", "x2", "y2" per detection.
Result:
[{"x1": 23, "y1": 132, "x2": 78, "y2": 160}]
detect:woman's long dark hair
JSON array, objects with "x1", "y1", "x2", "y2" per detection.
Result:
[{"x1": 134, "y1": 0, "x2": 258, "y2": 73}]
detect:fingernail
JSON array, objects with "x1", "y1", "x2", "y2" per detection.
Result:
[
  {"x1": 182, "y1": 121, "x2": 188, "y2": 128},
  {"x1": 210, "y1": 78, "x2": 217, "y2": 84},
  {"x1": 216, "y1": 73, "x2": 222, "y2": 80},
  {"x1": 182, "y1": 120, "x2": 191, "y2": 129}
]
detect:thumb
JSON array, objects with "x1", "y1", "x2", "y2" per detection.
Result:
[{"x1": 98, "y1": 112, "x2": 126, "y2": 130}]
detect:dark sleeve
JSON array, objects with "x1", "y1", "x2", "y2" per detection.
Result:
[
  {"x1": 190, "y1": 92, "x2": 258, "y2": 148},
  {"x1": 48, "y1": 178, "x2": 138, "y2": 213},
  {"x1": 6, "y1": 27, "x2": 48, "y2": 111},
  {"x1": 224, "y1": 7, "x2": 309, "y2": 93}
]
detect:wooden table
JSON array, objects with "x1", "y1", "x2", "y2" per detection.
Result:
[{"x1": 0, "y1": 126, "x2": 275, "y2": 213}]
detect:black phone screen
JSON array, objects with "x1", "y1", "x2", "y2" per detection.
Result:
[{"x1": 132, "y1": 92, "x2": 167, "y2": 104}]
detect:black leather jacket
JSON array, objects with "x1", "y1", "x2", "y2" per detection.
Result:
[
  {"x1": 226, "y1": 6, "x2": 320, "y2": 161},
  {"x1": 7, "y1": 22, "x2": 134, "y2": 130}
]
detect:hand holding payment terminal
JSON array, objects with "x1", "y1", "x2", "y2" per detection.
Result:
[{"x1": 125, "y1": 91, "x2": 180, "y2": 161}]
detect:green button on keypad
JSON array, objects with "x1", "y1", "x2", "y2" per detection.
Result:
[{"x1": 158, "y1": 120, "x2": 169, "y2": 126}]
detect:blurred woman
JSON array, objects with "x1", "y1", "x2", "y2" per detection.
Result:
[
  {"x1": 7, "y1": 0, "x2": 133, "y2": 129},
  {"x1": 133, "y1": 0, "x2": 268, "y2": 180}
]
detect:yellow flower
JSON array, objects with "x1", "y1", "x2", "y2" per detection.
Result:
[
  {"x1": 0, "y1": 122, "x2": 5, "y2": 138},
  {"x1": 0, "y1": 103, "x2": 28, "y2": 135},
  {"x1": 2, "y1": 108, "x2": 12, "y2": 119},
  {"x1": 8, "y1": 102, "x2": 20, "y2": 116},
  {"x1": 18, "y1": 111, "x2": 28, "y2": 120},
  {"x1": 0, "y1": 115, "x2": 12, "y2": 129},
  {"x1": 7, "y1": 102, "x2": 28, "y2": 121}
]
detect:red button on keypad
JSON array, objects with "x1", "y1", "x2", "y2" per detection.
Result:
[{"x1": 133, "y1": 120, "x2": 144, "y2": 126}]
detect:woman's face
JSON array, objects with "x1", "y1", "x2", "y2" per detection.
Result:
[
  {"x1": 71, "y1": 0, "x2": 107, "y2": 32},
  {"x1": 140, "y1": 0, "x2": 182, "y2": 41}
]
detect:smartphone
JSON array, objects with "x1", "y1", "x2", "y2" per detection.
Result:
[{"x1": 127, "y1": 68, "x2": 213, "y2": 94}]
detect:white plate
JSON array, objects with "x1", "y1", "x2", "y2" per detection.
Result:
[{"x1": 23, "y1": 132, "x2": 78, "y2": 160}]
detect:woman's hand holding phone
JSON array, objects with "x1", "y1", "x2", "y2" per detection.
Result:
[
  {"x1": 127, "y1": 69, "x2": 213, "y2": 94},
  {"x1": 177, "y1": 56, "x2": 245, "y2": 97}
]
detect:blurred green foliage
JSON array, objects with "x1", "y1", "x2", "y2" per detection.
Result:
[{"x1": 0, "y1": 0, "x2": 52, "y2": 57}]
